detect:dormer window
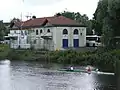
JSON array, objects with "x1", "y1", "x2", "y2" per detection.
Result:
[{"x1": 47, "y1": 29, "x2": 50, "y2": 33}]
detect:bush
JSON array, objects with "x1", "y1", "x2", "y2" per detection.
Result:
[
  {"x1": 1, "y1": 46, "x2": 119, "y2": 72},
  {"x1": 47, "y1": 49, "x2": 120, "y2": 72}
]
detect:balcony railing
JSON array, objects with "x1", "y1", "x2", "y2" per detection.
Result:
[
  {"x1": 8, "y1": 33, "x2": 18, "y2": 37},
  {"x1": 41, "y1": 32, "x2": 52, "y2": 39}
]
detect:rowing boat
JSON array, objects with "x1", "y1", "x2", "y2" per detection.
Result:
[
  {"x1": 58, "y1": 69, "x2": 115, "y2": 75},
  {"x1": 58, "y1": 69, "x2": 90, "y2": 73}
]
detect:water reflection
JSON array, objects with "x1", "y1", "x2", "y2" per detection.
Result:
[
  {"x1": 0, "y1": 60, "x2": 11, "y2": 90},
  {"x1": 0, "y1": 61, "x2": 116, "y2": 90}
]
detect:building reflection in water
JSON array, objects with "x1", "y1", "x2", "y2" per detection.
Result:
[{"x1": 0, "y1": 60, "x2": 11, "y2": 90}]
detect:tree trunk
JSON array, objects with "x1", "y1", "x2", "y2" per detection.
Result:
[{"x1": 116, "y1": 60, "x2": 120, "y2": 90}]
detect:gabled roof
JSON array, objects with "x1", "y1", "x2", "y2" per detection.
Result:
[
  {"x1": 9, "y1": 21, "x2": 23, "y2": 29},
  {"x1": 11, "y1": 16, "x2": 86, "y2": 30},
  {"x1": 44, "y1": 16, "x2": 82, "y2": 26}
]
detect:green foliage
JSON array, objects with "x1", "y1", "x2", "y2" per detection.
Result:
[
  {"x1": 0, "y1": 47, "x2": 119, "y2": 72},
  {"x1": 93, "y1": 0, "x2": 108, "y2": 36},
  {"x1": 0, "y1": 44, "x2": 10, "y2": 59},
  {"x1": 47, "y1": 49, "x2": 120, "y2": 72},
  {"x1": 102, "y1": 17, "x2": 114, "y2": 49},
  {"x1": 7, "y1": 49, "x2": 35, "y2": 60},
  {"x1": 94, "y1": 0, "x2": 120, "y2": 48},
  {"x1": 0, "y1": 21, "x2": 6, "y2": 41}
]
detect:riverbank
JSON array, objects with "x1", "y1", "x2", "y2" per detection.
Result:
[{"x1": 0, "y1": 44, "x2": 119, "y2": 72}]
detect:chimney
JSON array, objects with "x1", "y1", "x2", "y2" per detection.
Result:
[
  {"x1": 32, "y1": 16, "x2": 36, "y2": 19},
  {"x1": 55, "y1": 13, "x2": 61, "y2": 17}
]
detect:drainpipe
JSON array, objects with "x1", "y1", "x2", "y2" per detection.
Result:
[{"x1": 51, "y1": 32, "x2": 54, "y2": 51}]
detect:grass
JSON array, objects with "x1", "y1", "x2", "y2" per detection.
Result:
[{"x1": 0, "y1": 44, "x2": 10, "y2": 60}]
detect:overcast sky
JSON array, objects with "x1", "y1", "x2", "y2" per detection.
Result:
[{"x1": 0, "y1": 0, "x2": 99, "y2": 22}]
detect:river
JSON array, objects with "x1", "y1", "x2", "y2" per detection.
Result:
[{"x1": 0, "y1": 60, "x2": 116, "y2": 90}]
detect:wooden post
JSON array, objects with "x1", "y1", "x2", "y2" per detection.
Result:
[{"x1": 116, "y1": 60, "x2": 120, "y2": 90}]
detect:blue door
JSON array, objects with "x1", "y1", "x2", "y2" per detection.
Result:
[
  {"x1": 74, "y1": 39, "x2": 79, "y2": 47},
  {"x1": 63, "y1": 39, "x2": 68, "y2": 48}
]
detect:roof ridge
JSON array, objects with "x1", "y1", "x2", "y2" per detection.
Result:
[{"x1": 11, "y1": 15, "x2": 85, "y2": 29}]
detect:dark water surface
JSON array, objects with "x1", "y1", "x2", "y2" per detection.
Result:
[{"x1": 0, "y1": 60, "x2": 116, "y2": 90}]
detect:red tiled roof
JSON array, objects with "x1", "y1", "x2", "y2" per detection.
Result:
[
  {"x1": 47, "y1": 16, "x2": 81, "y2": 26},
  {"x1": 23, "y1": 18, "x2": 45, "y2": 27},
  {"x1": 13, "y1": 16, "x2": 85, "y2": 29},
  {"x1": 14, "y1": 21, "x2": 23, "y2": 27}
]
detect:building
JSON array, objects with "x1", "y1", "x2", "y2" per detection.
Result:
[{"x1": 5, "y1": 15, "x2": 87, "y2": 51}]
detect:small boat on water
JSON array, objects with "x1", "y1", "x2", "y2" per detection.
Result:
[
  {"x1": 58, "y1": 66, "x2": 96, "y2": 73},
  {"x1": 58, "y1": 69, "x2": 114, "y2": 75},
  {"x1": 58, "y1": 68, "x2": 92, "y2": 73},
  {"x1": 58, "y1": 66, "x2": 115, "y2": 75},
  {"x1": 59, "y1": 69, "x2": 84, "y2": 73}
]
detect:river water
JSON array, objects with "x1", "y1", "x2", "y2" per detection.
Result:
[{"x1": 0, "y1": 60, "x2": 116, "y2": 90}]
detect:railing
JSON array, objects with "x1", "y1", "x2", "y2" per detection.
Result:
[
  {"x1": 41, "y1": 32, "x2": 52, "y2": 39},
  {"x1": 11, "y1": 44, "x2": 31, "y2": 49},
  {"x1": 8, "y1": 33, "x2": 18, "y2": 37}
]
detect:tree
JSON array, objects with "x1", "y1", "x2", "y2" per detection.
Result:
[
  {"x1": 93, "y1": 0, "x2": 108, "y2": 36},
  {"x1": 108, "y1": 0, "x2": 120, "y2": 36},
  {"x1": 0, "y1": 20, "x2": 6, "y2": 41},
  {"x1": 93, "y1": 0, "x2": 120, "y2": 48}
]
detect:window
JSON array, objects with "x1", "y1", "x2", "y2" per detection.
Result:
[
  {"x1": 26, "y1": 37, "x2": 29, "y2": 44},
  {"x1": 47, "y1": 29, "x2": 50, "y2": 33},
  {"x1": 25, "y1": 31, "x2": 27, "y2": 35},
  {"x1": 28, "y1": 30, "x2": 31, "y2": 34},
  {"x1": 73, "y1": 29, "x2": 79, "y2": 34},
  {"x1": 80, "y1": 33, "x2": 82, "y2": 36},
  {"x1": 36, "y1": 29, "x2": 38, "y2": 35},
  {"x1": 40, "y1": 29, "x2": 42, "y2": 33},
  {"x1": 21, "y1": 31, "x2": 24, "y2": 35},
  {"x1": 34, "y1": 40, "x2": 36, "y2": 44},
  {"x1": 14, "y1": 31, "x2": 16, "y2": 33},
  {"x1": 63, "y1": 29, "x2": 68, "y2": 34}
]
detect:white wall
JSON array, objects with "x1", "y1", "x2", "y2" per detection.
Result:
[
  {"x1": 31, "y1": 27, "x2": 54, "y2": 50},
  {"x1": 53, "y1": 27, "x2": 86, "y2": 50},
  {"x1": 8, "y1": 26, "x2": 86, "y2": 50},
  {"x1": 9, "y1": 29, "x2": 30, "y2": 49},
  {"x1": 40, "y1": 27, "x2": 54, "y2": 51}
]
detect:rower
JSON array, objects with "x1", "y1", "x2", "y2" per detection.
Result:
[
  {"x1": 70, "y1": 66, "x2": 74, "y2": 71},
  {"x1": 96, "y1": 69, "x2": 99, "y2": 72},
  {"x1": 87, "y1": 66, "x2": 91, "y2": 72}
]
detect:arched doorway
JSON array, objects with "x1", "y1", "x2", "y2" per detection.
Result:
[
  {"x1": 62, "y1": 29, "x2": 68, "y2": 48},
  {"x1": 73, "y1": 29, "x2": 79, "y2": 48}
]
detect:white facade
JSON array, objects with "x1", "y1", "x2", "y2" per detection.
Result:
[
  {"x1": 28, "y1": 26, "x2": 86, "y2": 51},
  {"x1": 6, "y1": 26, "x2": 86, "y2": 51},
  {"x1": 53, "y1": 27, "x2": 86, "y2": 50},
  {"x1": 5, "y1": 30, "x2": 30, "y2": 49}
]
